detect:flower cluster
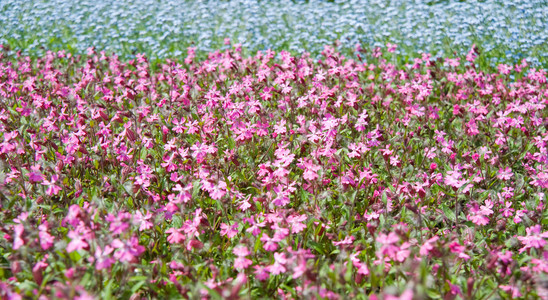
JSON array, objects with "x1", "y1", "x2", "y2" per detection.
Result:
[{"x1": 0, "y1": 43, "x2": 546, "y2": 298}]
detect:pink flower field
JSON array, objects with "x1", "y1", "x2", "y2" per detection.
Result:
[{"x1": 0, "y1": 43, "x2": 547, "y2": 299}]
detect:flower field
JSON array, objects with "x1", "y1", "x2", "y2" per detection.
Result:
[
  {"x1": 0, "y1": 1, "x2": 548, "y2": 300},
  {"x1": 1, "y1": 0, "x2": 548, "y2": 68}
]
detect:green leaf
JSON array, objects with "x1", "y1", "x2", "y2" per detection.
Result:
[
  {"x1": 102, "y1": 279, "x2": 115, "y2": 300},
  {"x1": 68, "y1": 251, "x2": 82, "y2": 262},
  {"x1": 227, "y1": 136, "x2": 235, "y2": 149},
  {"x1": 254, "y1": 235, "x2": 262, "y2": 253},
  {"x1": 171, "y1": 215, "x2": 183, "y2": 228},
  {"x1": 129, "y1": 275, "x2": 148, "y2": 282},
  {"x1": 425, "y1": 289, "x2": 440, "y2": 298},
  {"x1": 307, "y1": 241, "x2": 326, "y2": 255},
  {"x1": 131, "y1": 279, "x2": 147, "y2": 294},
  {"x1": 442, "y1": 206, "x2": 456, "y2": 222}
]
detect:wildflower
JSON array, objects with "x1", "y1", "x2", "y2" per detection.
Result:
[
  {"x1": 38, "y1": 223, "x2": 54, "y2": 250},
  {"x1": 350, "y1": 252, "x2": 370, "y2": 275},
  {"x1": 93, "y1": 246, "x2": 115, "y2": 270},
  {"x1": 66, "y1": 230, "x2": 89, "y2": 253},
  {"x1": 497, "y1": 167, "x2": 513, "y2": 181},
  {"x1": 419, "y1": 236, "x2": 439, "y2": 256},
  {"x1": 233, "y1": 246, "x2": 252, "y2": 270},
  {"x1": 28, "y1": 165, "x2": 44, "y2": 183},
  {"x1": 111, "y1": 236, "x2": 145, "y2": 263},
  {"x1": 42, "y1": 175, "x2": 62, "y2": 195},
  {"x1": 166, "y1": 227, "x2": 185, "y2": 244},
  {"x1": 500, "y1": 285, "x2": 522, "y2": 298},
  {"x1": 220, "y1": 223, "x2": 239, "y2": 239},
  {"x1": 449, "y1": 241, "x2": 470, "y2": 260},
  {"x1": 261, "y1": 233, "x2": 279, "y2": 251},
  {"x1": 517, "y1": 225, "x2": 548, "y2": 253},
  {"x1": 267, "y1": 252, "x2": 287, "y2": 275},
  {"x1": 254, "y1": 265, "x2": 270, "y2": 281}
]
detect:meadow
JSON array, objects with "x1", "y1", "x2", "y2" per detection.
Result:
[
  {"x1": 0, "y1": 1, "x2": 547, "y2": 299},
  {"x1": 1, "y1": 0, "x2": 548, "y2": 68}
]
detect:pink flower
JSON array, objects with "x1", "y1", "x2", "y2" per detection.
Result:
[
  {"x1": 385, "y1": 289, "x2": 413, "y2": 300},
  {"x1": 395, "y1": 242, "x2": 411, "y2": 262},
  {"x1": 287, "y1": 214, "x2": 307, "y2": 233},
  {"x1": 497, "y1": 167, "x2": 513, "y2": 181},
  {"x1": 377, "y1": 232, "x2": 399, "y2": 245},
  {"x1": 424, "y1": 147, "x2": 437, "y2": 159},
  {"x1": 449, "y1": 241, "x2": 470, "y2": 260},
  {"x1": 94, "y1": 245, "x2": 115, "y2": 270},
  {"x1": 169, "y1": 261, "x2": 185, "y2": 270},
  {"x1": 497, "y1": 64, "x2": 513, "y2": 75},
  {"x1": 32, "y1": 258, "x2": 48, "y2": 285},
  {"x1": 166, "y1": 227, "x2": 185, "y2": 244},
  {"x1": 376, "y1": 232, "x2": 403, "y2": 261},
  {"x1": 233, "y1": 245, "x2": 250, "y2": 257},
  {"x1": 254, "y1": 265, "x2": 270, "y2": 281},
  {"x1": 66, "y1": 230, "x2": 89, "y2": 253},
  {"x1": 467, "y1": 201, "x2": 493, "y2": 226},
  {"x1": 261, "y1": 233, "x2": 279, "y2": 252},
  {"x1": 111, "y1": 236, "x2": 145, "y2": 263},
  {"x1": 38, "y1": 223, "x2": 54, "y2": 250},
  {"x1": 220, "y1": 223, "x2": 239, "y2": 238},
  {"x1": 446, "y1": 280, "x2": 462, "y2": 296},
  {"x1": 133, "y1": 211, "x2": 153, "y2": 231},
  {"x1": 233, "y1": 246, "x2": 253, "y2": 270},
  {"x1": 238, "y1": 197, "x2": 252, "y2": 211},
  {"x1": 171, "y1": 183, "x2": 192, "y2": 204},
  {"x1": 12, "y1": 224, "x2": 25, "y2": 250},
  {"x1": 350, "y1": 252, "x2": 370, "y2": 275},
  {"x1": 500, "y1": 285, "x2": 522, "y2": 298},
  {"x1": 267, "y1": 252, "x2": 287, "y2": 275},
  {"x1": 210, "y1": 180, "x2": 227, "y2": 200},
  {"x1": 272, "y1": 185, "x2": 291, "y2": 207},
  {"x1": 28, "y1": 172, "x2": 44, "y2": 183},
  {"x1": 333, "y1": 236, "x2": 355, "y2": 246},
  {"x1": 517, "y1": 225, "x2": 548, "y2": 253},
  {"x1": 419, "y1": 236, "x2": 439, "y2": 256},
  {"x1": 42, "y1": 175, "x2": 62, "y2": 195}
]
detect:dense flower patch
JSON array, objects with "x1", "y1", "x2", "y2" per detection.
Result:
[
  {"x1": 1, "y1": 0, "x2": 547, "y2": 67},
  {"x1": 0, "y1": 43, "x2": 547, "y2": 299}
]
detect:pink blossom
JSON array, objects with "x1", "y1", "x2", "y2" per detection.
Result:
[
  {"x1": 261, "y1": 233, "x2": 279, "y2": 251},
  {"x1": 166, "y1": 227, "x2": 185, "y2": 244},
  {"x1": 220, "y1": 223, "x2": 239, "y2": 238},
  {"x1": 267, "y1": 252, "x2": 287, "y2": 275},
  {"x1": 254, "y1": 265, "x2": 270, "y2": 281},
  {"x1": 93, "y1": 245, "x2": 115, "y2": 270},
  {"x1": 449, "y1": 241, "x2": 470, "y2": 260},
  {"x1": 42, "y1": 175, "x2": 62, "y2": 195},
  {"x1": 333, "y1": 236, "x2": 355, "y2": 246},
  {"x1": 66, "y1": 230, "x2": 89, "y2": 253},
  {"x1": 111, "y1": 236, "x2": 145, "y2": 263},
  {"x1": 12, "y1": 224, "x2": 25, "y2": 250},
  {"x1": 38, "y1": 223, "x2": 54, "y2": 250},
  {"x1": 210, "y1": 180, "x2": 227, "y2": 200},
  {"x1": 419, "y1": 236, "x2": 439, "y2": 256},
  {"x1": 385, "y1": 289, "x2": 413, "y2": 300},
  {"x1": 500, "y1": 285, "x2": 522, "y2": 298},
  {"x1": 497, "y1": 167, "x2": 513, "y2": 181},
  {"x1": 28, "y1": 172, "x2": 44, "y2": 183},
  {"x1": 517, "y1": 225, "x2": 548, "y2": 253},
  {"x1": 350, "y1": 252, "x2": 370, "y2": 276}
]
